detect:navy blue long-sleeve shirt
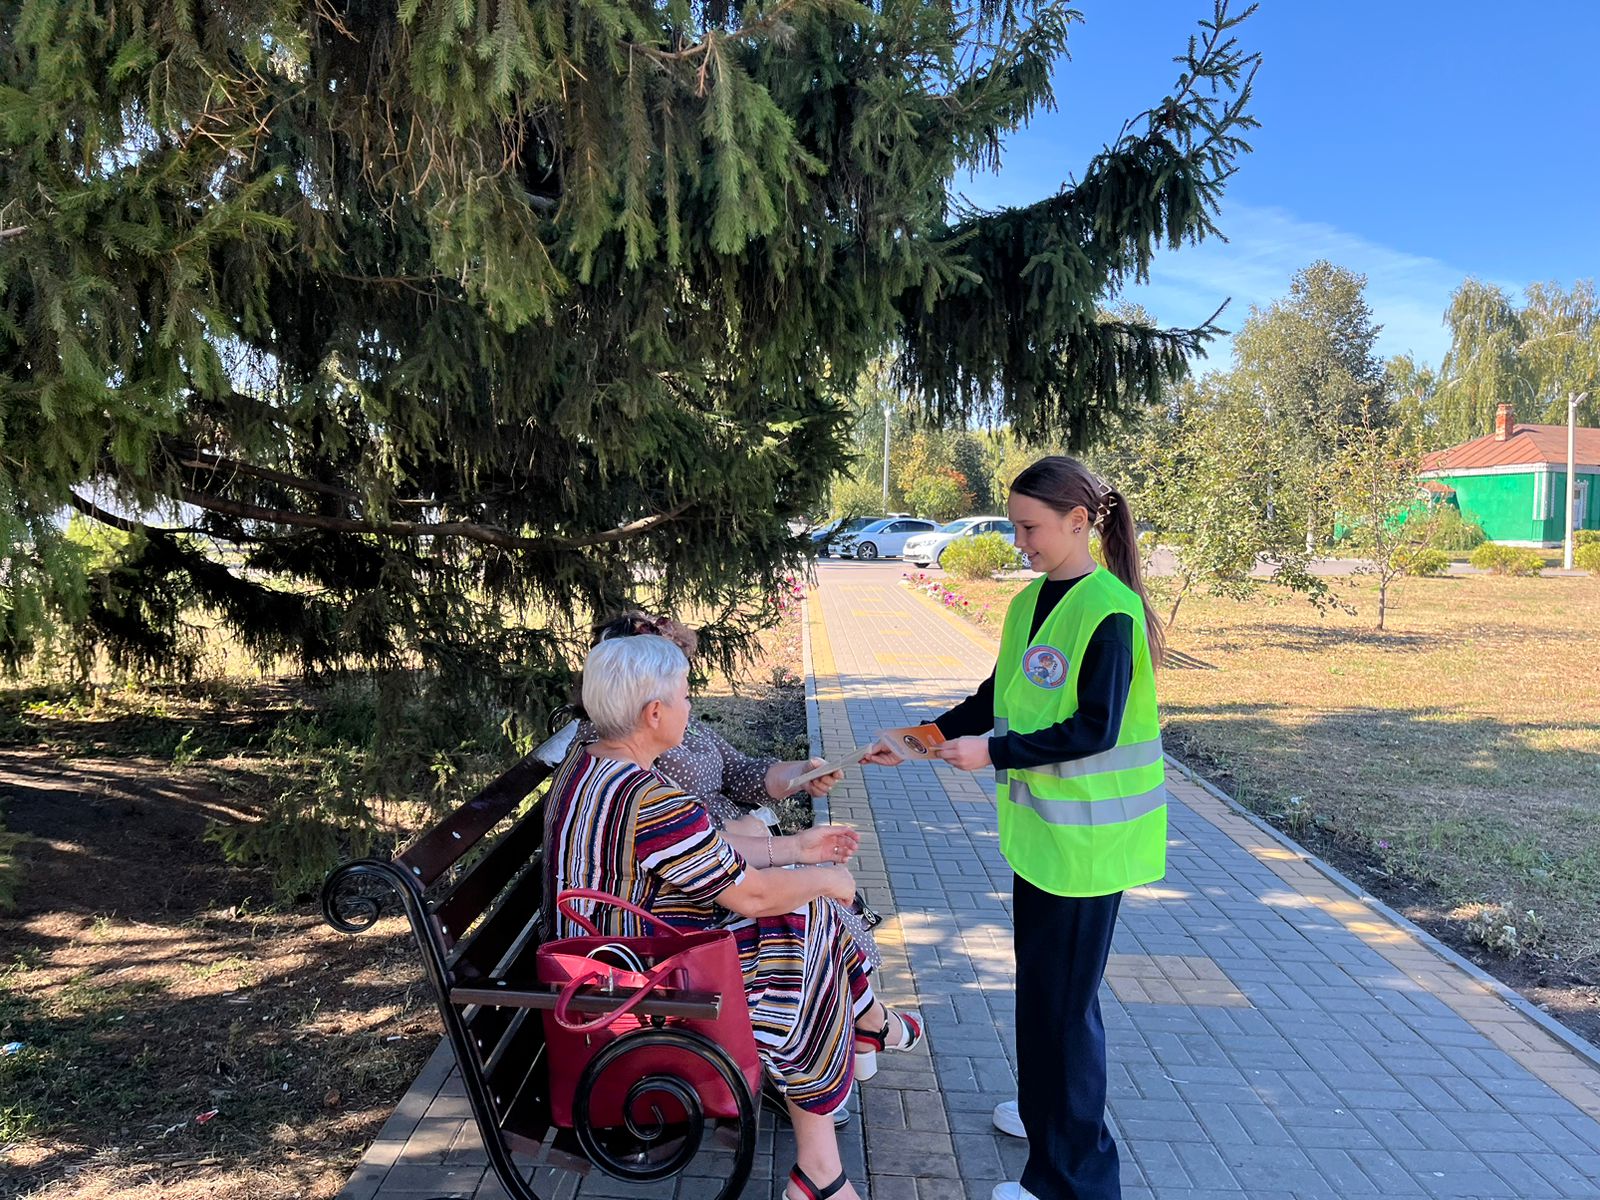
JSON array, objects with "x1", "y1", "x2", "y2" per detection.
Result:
[{"x1": 933, "y1": 573, "x2": 1134, "y2": 770}]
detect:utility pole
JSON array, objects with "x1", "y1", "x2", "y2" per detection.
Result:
[
  {"x1": 1565, "y1": 391, "x2": 1586, "y2": 570},
  {"x1": 882, "y1": 398, "x2": 891, "y2": 512}
]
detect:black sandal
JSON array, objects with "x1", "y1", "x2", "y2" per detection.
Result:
[{"x1": 786, "y1": 1164, "x2": 855, "y2": 1200}]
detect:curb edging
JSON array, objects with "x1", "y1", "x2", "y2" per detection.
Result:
[{"x1": 799, "y1": 594, "x2": 828, "y2": 828}]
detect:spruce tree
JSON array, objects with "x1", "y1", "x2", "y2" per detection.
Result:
[{"x1": 1, "y1": 0, "x2": 1259, "y2": 711}]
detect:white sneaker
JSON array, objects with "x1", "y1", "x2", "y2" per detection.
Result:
[
  {"x1": 990, "y1": 1184, "x2": 1039, "y2": 1200},
  {"x1": 832, "y1": 1100, "x2": 851, "y2": 1127},
  {"x1": 992, "y1": 1098, "x2": 1026, "y2": 1138}
]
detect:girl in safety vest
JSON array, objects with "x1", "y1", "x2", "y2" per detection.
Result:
[{"x1": 892, "y1": 455, "x2": 1167, "y2": 1200}]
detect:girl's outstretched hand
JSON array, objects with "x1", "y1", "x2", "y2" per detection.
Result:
[{"x1": 933, "y1": 735, "x2": 991, "y2": 772}]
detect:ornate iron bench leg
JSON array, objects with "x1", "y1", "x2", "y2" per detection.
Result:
[{"x1": 573, "y1": 1026, "x2": 757, "y2": 1200}]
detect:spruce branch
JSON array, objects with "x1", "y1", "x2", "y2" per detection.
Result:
[
  {"x1": 175, "y1": 448, "x2": 364, "y2": 505},
  {"x1": 66, "y1": 492, "x2": 187, "y2": 537},
  {"x1": 172, "y1": 487, "x2": 692, "y2": 551}
]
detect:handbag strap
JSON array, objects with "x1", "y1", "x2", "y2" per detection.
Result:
[
  {"x1": 551, "y1": 944, "x2": 698, "y2": 1033},
  {"x1": 554, "y1": 888, "x2": 686, "y2": 939}
]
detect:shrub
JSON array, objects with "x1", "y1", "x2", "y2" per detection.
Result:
[
  {"x1": 1575, "y1": 529, "x2": 1600, "y2": 547},
  {"x1": 829, "y1": 476, "x2": 883, "y2": 520},
  {"x1": 1397, "y1": 547, "x2": 1450, "y2": 577},
  {"x1": 1424, "y1": 506, "x2": 1487, "y2": 551},
  {"x1": 205, "y1": 675, "x2": 517, "y2": 898},
  {"x1": 1466, "y1": 901, "x2": 1544, "y2": 959},
  {"x1": 1576, "y1": 542, "x2": 1600, "y2": 575},
  {"x1": 1469, "y1": 542, "x2": 1545, "y2": 576},
  {"x1": 940, "y1": 532, "x2": 1023, "y2": 580}
]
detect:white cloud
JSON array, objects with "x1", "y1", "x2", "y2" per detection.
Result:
[{"x1": 1118, "y1": 203, "x2": 1514, "y2": 371}]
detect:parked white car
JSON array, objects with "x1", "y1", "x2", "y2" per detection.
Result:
[
  {"x1": 834, "y1": 517, "x2": 940, "y2": 560},
  {"x1": 903, "y1": 516, "x2": 1016, "y2": 567}
]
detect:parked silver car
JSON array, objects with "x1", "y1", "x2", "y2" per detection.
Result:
[
  {"x1": 809, "y1": 513, "x2": 912, "y2": 556},
  {"x1": 903, "y1": 516, "x2": 1016, "y2": 567},
  {"x1": 834, "y1": 517, "x2": 940, "y2": 560}
]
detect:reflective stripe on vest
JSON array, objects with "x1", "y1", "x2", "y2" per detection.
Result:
[
  {"x1": 993, "y1": 718, "x2": 1165, "y2": 780},
  {"x1": 1006, "y1": 777, "x2": 1168, "y2": 827}
]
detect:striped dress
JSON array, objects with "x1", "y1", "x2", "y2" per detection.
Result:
[
  {"x1": 573, "y1": 717, "x2": 884, "y2": 971},
  {"x1": 543, "y1": 747, "x2": 875, "y2": 1114}
]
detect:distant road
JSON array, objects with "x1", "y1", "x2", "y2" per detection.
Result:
[{"x1": 811, "y1": 548, "x2": 1586, "y2": 579}]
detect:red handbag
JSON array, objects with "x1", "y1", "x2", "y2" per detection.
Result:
[{"x1": 536, "y1": 889, "x2": 762, "y2": 1129}]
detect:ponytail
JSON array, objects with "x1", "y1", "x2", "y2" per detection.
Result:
[
  {"x1": 1010, "y1": 456, "x2": 1165, "y2": 667},
  {"x1": 1097, "y1": 489, "x2": 1165, "y2": 667}
]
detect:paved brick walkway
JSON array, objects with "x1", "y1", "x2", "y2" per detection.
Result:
[{"x1": 345, "y1": 560, "x2": 1600, "y2": 1200}]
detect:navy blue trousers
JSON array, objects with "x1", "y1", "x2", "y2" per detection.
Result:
[{"x1": 1015, "y1": 876, "x2": 1122, "y2": 1200}]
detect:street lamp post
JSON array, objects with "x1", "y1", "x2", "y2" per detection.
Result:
[
  {"x1": 881, "y1": 398, "x2": 891, "y2": 511},
  {"x1": 1565, "y1": 391, "x2": 1587, "y2": 570}
]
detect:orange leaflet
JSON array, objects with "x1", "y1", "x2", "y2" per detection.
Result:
[{"x1": 881, "y1": 724, "x2": 946, "y2": 760}]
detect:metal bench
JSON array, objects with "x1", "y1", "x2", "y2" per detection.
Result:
[{"x1": 320, "y1": 719, "x2": 758, "y2": 1200}]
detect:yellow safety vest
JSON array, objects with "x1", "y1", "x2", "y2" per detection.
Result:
[{"x1": 994, "y1": 569, "x2": 1167, "y2": 897}]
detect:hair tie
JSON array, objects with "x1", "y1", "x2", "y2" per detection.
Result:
[{"x1": 1094, "y1": 489, "x2": 1118, "y2": 528}]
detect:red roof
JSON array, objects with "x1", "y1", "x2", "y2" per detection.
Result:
[{"x1": 1421, "y1": 422, "x2": 1600, "y2": 472}]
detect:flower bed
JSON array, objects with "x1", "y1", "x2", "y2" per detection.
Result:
[{"x1": 899, "y1": 570, "x2": 989, "y2": 618}]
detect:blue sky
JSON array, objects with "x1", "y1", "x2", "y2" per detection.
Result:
[{"x1": 958, "y1": 1, "x2": 1600, "y2": 371}]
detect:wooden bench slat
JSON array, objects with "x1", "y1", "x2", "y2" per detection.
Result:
[
  {"x1": 452, "y1": 981, "x2": 726, "y2": 1020},
  {"x1": 397, "y1": 751, "x2": 553, "y2": 888},
  {"x1": 461, "y1": 988, "x2": 523, "y2": 1064},
  {"x1": 447, "y1": 866, "x2": 544, "y2": 983},
  {"x1": 416, "y1": 722, "x2": 573, "y2": 893},
  {"x1": 432, "y1": 811, "x2": 546, "y2": 947}
]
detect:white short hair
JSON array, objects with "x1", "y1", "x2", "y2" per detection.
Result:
[{"x1": 582, "y1": 636, "x2": 689, "y2": 739}]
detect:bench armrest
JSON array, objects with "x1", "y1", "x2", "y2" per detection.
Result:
[{"x1": 451, "y1": 980, "x2": 725, "y2": 1020}]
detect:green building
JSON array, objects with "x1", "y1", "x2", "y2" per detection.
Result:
[{"x1": 1419, "y1": 403, "x2": 1600, "y2": 546}]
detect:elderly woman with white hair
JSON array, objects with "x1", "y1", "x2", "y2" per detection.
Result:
[
  {"x1": 545, "y1": 635, "x2": 922, "y2": 1200},
  {"x1": 578, "y1": 611, "x2": 886, "y2": 984}
]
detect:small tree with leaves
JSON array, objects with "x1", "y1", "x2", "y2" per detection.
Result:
[
  {"x1": 1231, "y1": 261, "x2": 1389, "y2": 549},
  {"x1": 904, "y1": 469, "x2": 975, "y2": 522},
  {"x1": 1328, "y1": 410, "x2": 1427, "y2": 631},
  {"x1": 1127, "y1": 376, "x2": 1330, "y2": 631}
]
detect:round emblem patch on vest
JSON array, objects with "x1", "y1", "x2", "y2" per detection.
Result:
[{"x1": 1022, "y1": 644, "x2": 1068, "y2": 689}]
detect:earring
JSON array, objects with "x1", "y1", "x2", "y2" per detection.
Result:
[{"x1": 1074, "y1": 527, "x2": 1083, "y2": 535}]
